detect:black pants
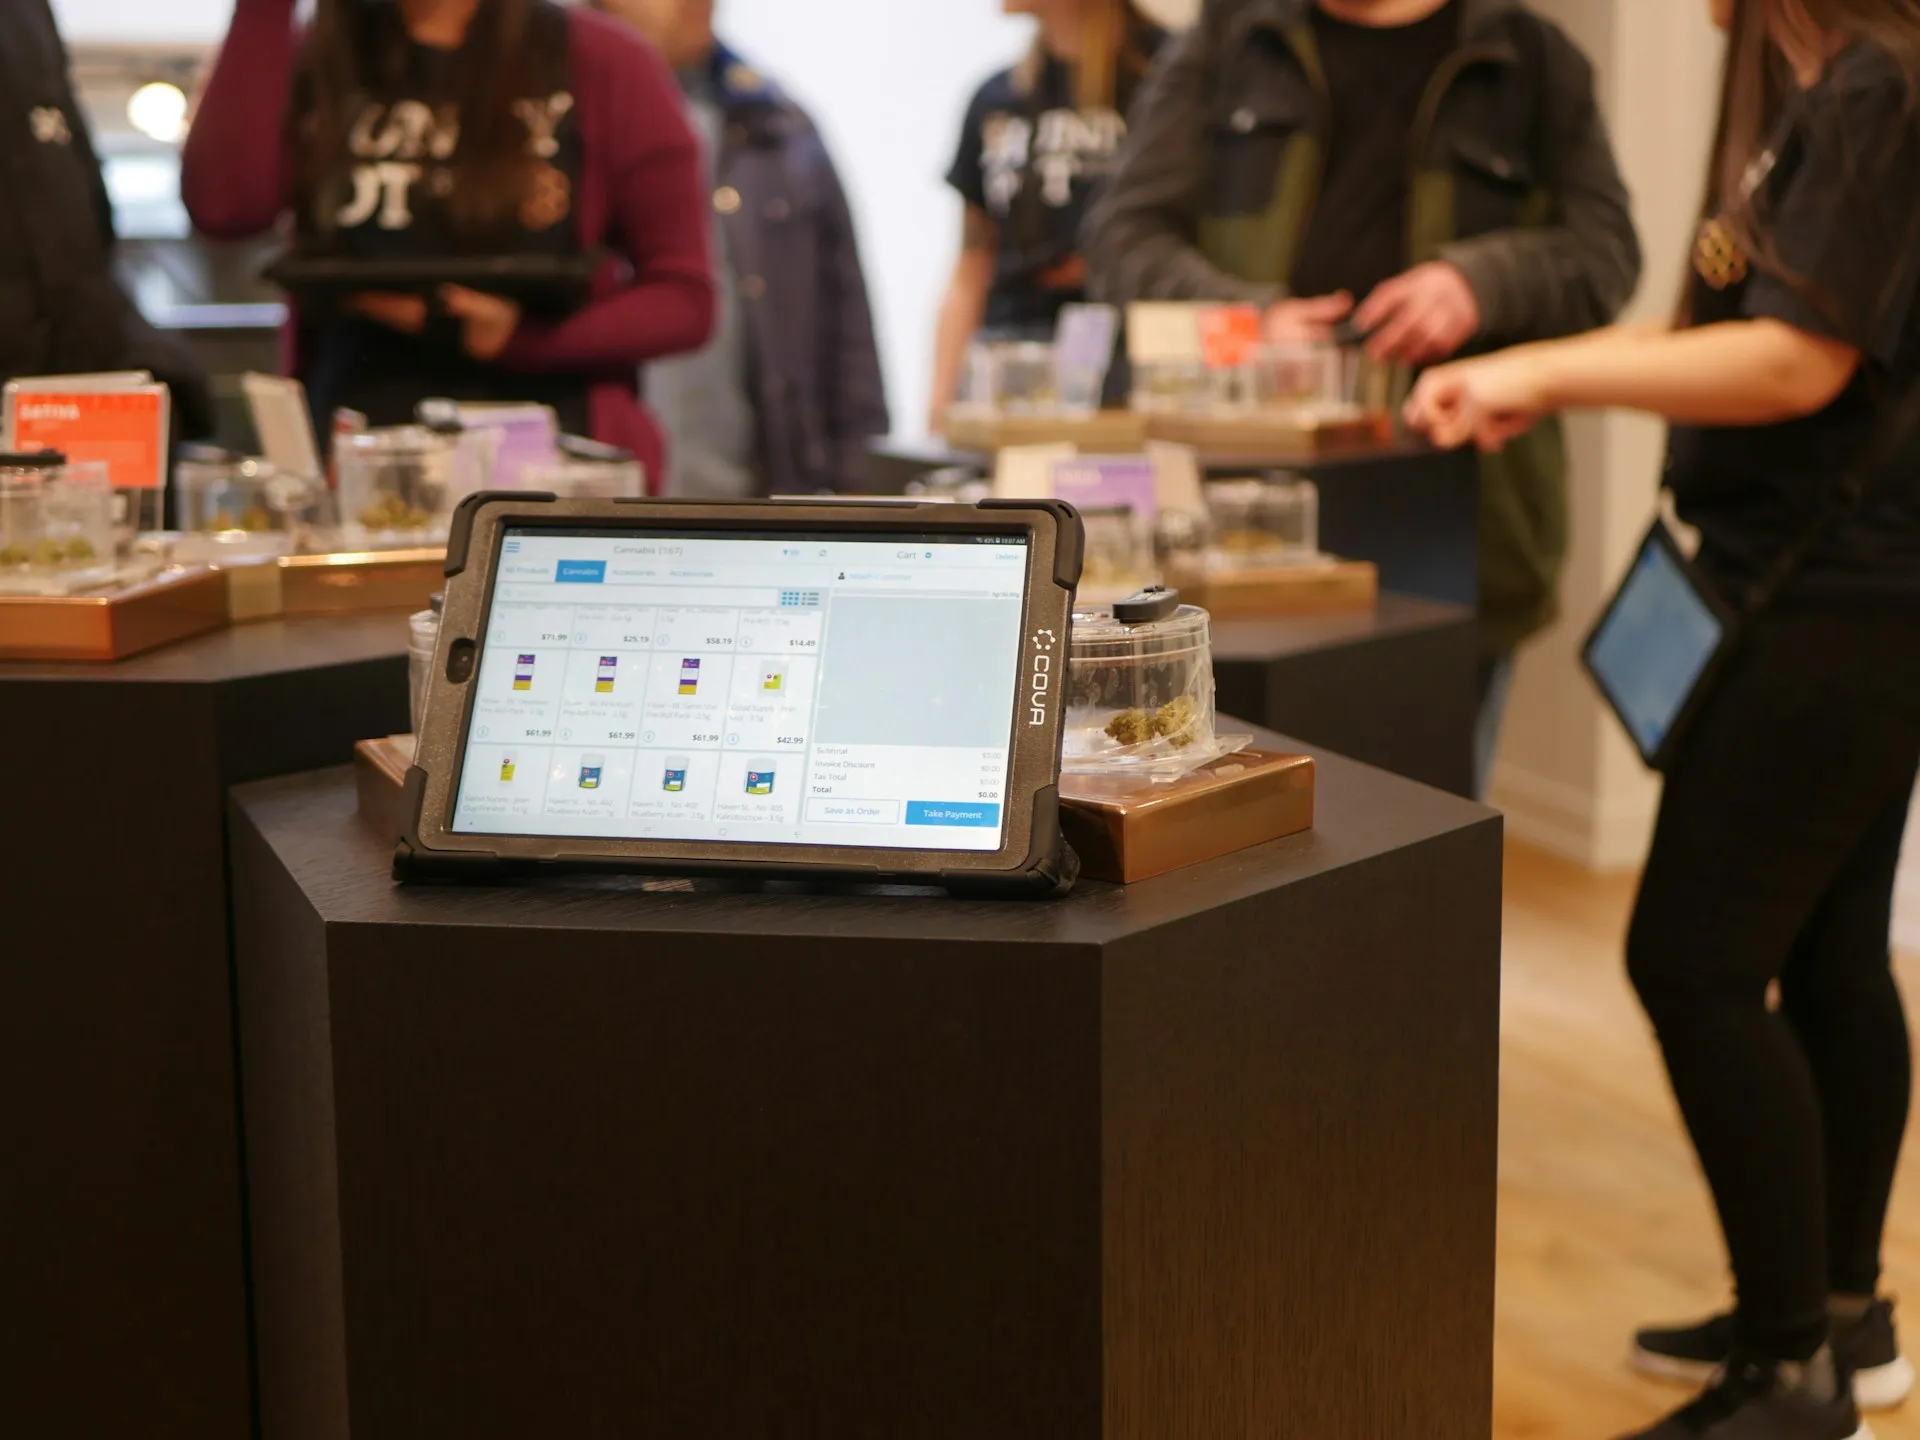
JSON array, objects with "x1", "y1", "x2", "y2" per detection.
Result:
[{"x1": 1627, "y1": 601, "x2": 1920, "y2": 1363}]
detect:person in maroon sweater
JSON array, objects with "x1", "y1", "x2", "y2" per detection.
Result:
[{"x1": 183, "y1": 0, "x2": 715, "y2": 488}]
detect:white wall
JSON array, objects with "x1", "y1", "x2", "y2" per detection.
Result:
[
  {"x1": 1490, "y1": 0, "x2": 1723, "y2": 871},
  {"x1": 53, "y1": 0, "x2": 233, "y2": 44},
  {"x1": 720, "y1": 0, "x2": 1030, "y2": 433}
]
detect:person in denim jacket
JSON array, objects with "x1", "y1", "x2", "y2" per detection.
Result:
[{"x1": 597, "y1": 0, "x2": 889, "y2": 496}]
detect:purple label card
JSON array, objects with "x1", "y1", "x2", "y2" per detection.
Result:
[
  {"x1": 1049, "y1": 456, "x2": 1159, "y2": 522},
  {"x1": 1054, "y1": 303, "x2": 1120, "y2": 374}
]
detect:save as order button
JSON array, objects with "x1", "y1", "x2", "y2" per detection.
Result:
[{"x1": 805, "y1": 797, "x2": 900, "y2": 825}]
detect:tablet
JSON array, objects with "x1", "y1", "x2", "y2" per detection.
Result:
[
  {"x1": 1581, "y1": 520, "x2": 1734, "y2": 771},
  {"x1": 261, "y1": 252, "x2": 602, "y2": 311},
  {"x1": 398, "y1": 493, "x2": 1085, "y2": 896}
]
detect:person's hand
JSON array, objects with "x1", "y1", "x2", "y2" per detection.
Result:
[
  {"x1": 1403, "y1": 351, "x2": 1546, "y2": 452},
  {"x1": 1355, "y1": 262, "x2": 1481, "y2": 366},
  {"x1": 440, "y1": 286, "x2": 522, "y2": 361},
  {"x1": 1263, "y1": 291, "x2": 1353, "y2": 345},
  {"x1": 350, "y1": 292, "x2": 427, "y2": 334}
]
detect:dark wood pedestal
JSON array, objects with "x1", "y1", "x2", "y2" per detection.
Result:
[
  {"x1": 0, "y1": 615, "x2": 412, "y2": 1439},
  {"x1": 1213, "y1": 594, "x2": 1481, "y2": 796},
  {"x1": 229, "y1": 734, "x2": 1501, "y2": 1440}
]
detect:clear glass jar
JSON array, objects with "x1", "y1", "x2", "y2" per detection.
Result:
[
  {"x1": 1205, "y1": 475, "x2": 1320, "y2": 563},
  {"x1": 1130, "y1": 359, "x2": 1210, "y2": 415},
  {"x1": 1064, "y1": 599, "x2": 1218, "y2": 780},
  {"x1": 905, "y1": 466, "x2": 991, "y2": 504},
  {"x1": 515, "y1": 436, "x2": 644, "y2": 499},
  {"x1": 175, "y1": 448, "x2": 318, "y2": 560},
  {"x1": 1247, "y1": 342, "x2": 1345, "y2": 412},
  {"x1": 959, "y1": 339, "x2": 1059, "y2": 414},
  {"x1": 1080, "y1": 504, "x2": 1154, "y2": 597},
  {"x1": 408, "y1": 591, "x2": 444, "y2": 734},
  {"x1": 0, "y1": 455, "x2": 117, "y2": 594},
  {"x1": 336, "y1": 426, "x2": 473, "y2": 548}
]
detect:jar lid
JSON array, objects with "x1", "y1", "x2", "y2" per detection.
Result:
[
  {"x1": 344, "y1": 424, "x2": 451, "y2": 455},
  {"x1": 429, "y1": 590, "x2": 445, "y2": 614},
  {"x1": 557, "y1": 434, "x2": 636, "y2": 466},
  {"x1": 1070, "y1": 600, "x2": 1211, "y2": 660},
  {"x1": 0, "y1": 450, "x2": 65, "y2": 470}
]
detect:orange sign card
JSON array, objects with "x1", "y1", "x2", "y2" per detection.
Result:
[
  {"x1": 1198, "y1": 305, "x2": 1264, "y2": 370},
  {"x1": 10, "y1": 387, "x2": 169, "y2": 490}
]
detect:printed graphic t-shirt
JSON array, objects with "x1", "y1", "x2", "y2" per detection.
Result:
[
  {"x1": 947, "y1": 53, "x2": 1136, "y2": 332},
  {"x1": 304, "y1": 6, "x2": 589, "y2": 433}
]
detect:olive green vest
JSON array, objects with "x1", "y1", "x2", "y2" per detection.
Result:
[{"x1": 1198, "y1": 22, "x2": 1568, "y2": 654}]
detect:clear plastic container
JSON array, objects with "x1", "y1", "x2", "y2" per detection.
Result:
[
  {"x1": 1080, "y1": 504, "x2": 1155, "y2": 599},
  {"x1": 516, "y1": 436, "x2": 645, "y2": 499},
  {"x1": 175, "y1": 448, "x2": 319, "y2": 561},
  {"x1": 1064, "y1": 593, "x2": 1234, "y2": 781},
  {"x1": 0, "y1": 454, "x2": 117, "y2": 595},
  {"x1": 337, "y1": 426, "x2": 487, "y2": 549},
  {"x1": 1246, "y1": 342, "x2": 1346, "y2": 413},
  {"x1": 408, "y1": 593, "x2": 443, "y2": 734},
  {"x1": 1205, "y1": 476, "x2": 1320, "y2": 563},
  {"x1": 1130, "y1": 358, "x2": 1211, "y2": 415},
  {"x1": 905, "y1": 466, "x2": 991, "y2": 504},
  {"x1": 959, "y1": 340, "x2": 1058, "y2": 414}
]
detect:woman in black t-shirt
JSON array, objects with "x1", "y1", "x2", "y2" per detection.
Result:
[
  {"x1": 1408, "y1": 2, "x2": 1920, "y2": 1436},
  {"x1": 927, "y1": 0, "x2": 1164, "y2": 429}
]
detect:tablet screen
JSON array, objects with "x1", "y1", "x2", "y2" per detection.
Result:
[
  {"x1": 1586, "y1": 532, "x2": 1726, "y2": 760},
  {"x1": 450, "y1": 527, "x2": 1031, "y2": 851}
]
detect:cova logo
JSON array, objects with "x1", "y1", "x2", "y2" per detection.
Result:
[{"x1": 1029, "y1": 629, "x2": 1056, "y2": 726}]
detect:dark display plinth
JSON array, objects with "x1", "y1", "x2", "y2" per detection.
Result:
[
  {"x1": 0, "y1": 615, "x2": 412, "y2": 1439},
  {"x1": 1213, "y1": 593, "x2": 1480, "y2": 796},
  {"x1": 867, "y1": 438, "x2": 1481, "y2": 609},
  {"x1": 229, "y1": 733, "x2": 1501, "y2": 1440}
]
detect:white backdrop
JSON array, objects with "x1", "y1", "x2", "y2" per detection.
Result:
[
  {"x1": 54, "y1": 0, "x2": 1034, "y2": 433},
  {"x1": 720, "y1": 1, "x2": 1029, "y2": 434},
  {"x1": 52, "y1": 0, "x2": 234, "y2": 43}
]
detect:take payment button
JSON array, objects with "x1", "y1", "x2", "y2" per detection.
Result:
[{"x1": 905, "y1": 801, "x2": 1001, "y2": 829}]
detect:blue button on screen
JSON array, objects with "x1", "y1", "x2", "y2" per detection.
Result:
[
  {"x1": 555, "y1": 560, "x2": 607, "y2": 584},
  {"x1": 905, "y1": 801, "x2": 1001, "y2": 829}
]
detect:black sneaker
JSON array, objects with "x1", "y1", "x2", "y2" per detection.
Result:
[
  {"x1": 1632, "y1": 1302, "x2": 1914, "y2": 1412},
  {"x1": 1617, "y1": 1352, "x2": 1870, "y2": 1439}
]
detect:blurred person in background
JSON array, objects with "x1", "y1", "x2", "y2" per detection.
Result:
[
  {"x1": 927, "y1": 0, "x2": 1170, "y2": 430},
  {"x1": 183, "y1": 0, "x2": 715, "y2": 487},
  {"x1": 1083, "y1": 0, "x2": 1642, "y2": 799},
  {"x1": 592, "y1": 0, "x2": 888, "y2": 496},
  {"x1": 1407, "y1": 0, "x2": 1920, "y2": 1434},
  {"x1": 0, "y1": 0, "x2": 212, "y2": 435}
]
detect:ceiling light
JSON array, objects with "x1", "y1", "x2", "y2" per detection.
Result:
[{"x1": 127, "y1": 82, "x2": 188, "y2": 145}]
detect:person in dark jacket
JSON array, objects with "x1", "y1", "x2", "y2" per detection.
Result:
[
  {"x1": 0, "y1": 0, "x2": 212, "y2": 434},
  {"x1": 1082, "y1": 0, "x2": 1644, "y2": 797},
  {"x1": 596, "y1": 0, "x2": 890, "y2": 497}
]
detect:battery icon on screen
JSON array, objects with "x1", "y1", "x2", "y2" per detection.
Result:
[
  {"x1": 513, "y1": 654, "x2": 536, "y2": 691},
  {"x1": 678, "y1": 658, "x2": 700, "y2": 695},
  {"x1": 596, "y1": 656, "x2": 618, "y2": 693}
]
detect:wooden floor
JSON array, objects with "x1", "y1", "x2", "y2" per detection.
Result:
[{"x1": 1495, "y1": 841, "x2": 1920, "y2": 1437}]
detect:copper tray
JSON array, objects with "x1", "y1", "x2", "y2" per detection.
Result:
[
  {"x1": 1060, "y1": 749, "x2": 1316, "y2": 884},
  {"x1": 227, "y1": 547, "x2": 446, "y2": 622},
  {"x1": 0, "y1": 566, "x2": 228, "y2": 662}
]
